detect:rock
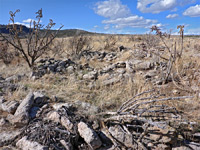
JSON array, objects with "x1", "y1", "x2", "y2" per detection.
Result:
[
  {"x1": 116, "y1": 68, "x2": 126, "y2": 74},
  {"x1": 33, "y1": 92, "x2": 47, "y2": 104},
  {"x1": 0, "y1": 97, "x2": 6, "y2": 103},
  {"x1": 60, "y1": 140, "x2": 73, "y2": 150},
  {"x1": 149, "y1": 134, "x2": 161, "y2": 141},
  {"x1": 0, "y1": 118, "x2": 6, "y2": 127},
  {"x1": 157, "y1": 144, "x2": 170, "y2": 150},
  {"x1": 52, "y1": 103, "x2": 72, "y2": 111},
  {"x1": 29, "y1": 106, "x2": 40, "y2": 118},
  {"x1": 172, "y1": 146, "x2": 191, "y2": 150},
  {"x1": 16, "y1": 136, "x2": 48, "y2": 150},
  {"x1": 119, "y1": 45, "x2": 126, "y2": 52},
  {"x1": 103, "y1": 75, "x2": 122, "y2": 86},
  {"x1": 0, "y1": 100, "x2": 19, "y2": 114},
  {"x1": 61, "y1": 116, "x2": 73, "y2": 131},
  {"x1": 83, "y1": 71, "x2": 98, "y2": 80},
  {"x1": 147, "y1": 143, "x2": 154, "y2": 148},
  {"x1": 126, "y1": 61, "x2": 134, "y2": 73},
  {"x1": 5, "y1": 75, "x2": 23, "y2": 83},
  {"x1": 116, "y1": 61, "x2": 126, "y2": 68},
  {"x1": 0, "y1": 130, "x2": 22, "y2": 147},
  {"x1": 135, "y1": 61, "x2": 152, "y2": 70},
  {"x1": 108, "y1": 125, "x2": 133, "y2": 148},
  {"x1": 0, "y1": 145, "x2": 17, "y2": 150},
  {"x1": 78, "y1": 122, "x2": 102, "y2": 149},
  {"x1": 46, "y1": 111, "x2": 60, "y2": 123},
  {"x1": 159, "y1": 136, "x2": 173, "y2": 144},
  {"x1": 67, "y1": 66, "x2": 74, "y2": 74},
  {"x1": 13, "y1": 92, "x2": 34, "y2": 124}
]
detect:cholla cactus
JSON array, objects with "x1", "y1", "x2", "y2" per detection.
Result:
[{"x1": 0, "y1": 9, "x2": 63, "y2": 69}]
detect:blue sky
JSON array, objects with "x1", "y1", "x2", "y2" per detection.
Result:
[{"x1": 0, "y1": 0, "x2": 200, "y2": 34}]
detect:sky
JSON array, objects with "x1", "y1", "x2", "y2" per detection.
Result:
[{"x1": 0, "y1": 0, "x2": 200, "y2": 35}]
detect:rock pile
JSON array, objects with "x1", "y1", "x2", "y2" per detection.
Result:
[{"x1": 0, "y1": 91, "x2": 199, "y2": 150}]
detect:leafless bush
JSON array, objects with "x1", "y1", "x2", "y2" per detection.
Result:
[
  {"x1": 50, "y1": 38, "x2": 66, "y2": 57},
  {"x1": 103, "y1": 35, "x2": 117, "y2": 51},
  {"x1": 0, "y1": 40, "x2": 14, "y2": 65},
  {"x1": 68, "y1": 35, "x2": 93, "y2": 57},
  {"x1": 143, "y1": 34, "x2": 160, "y2": 49},
  {"x1": 0, "y1": 9, "x2": 63, "y2": 69}
]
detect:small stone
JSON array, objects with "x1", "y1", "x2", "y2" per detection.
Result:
[
  {"x1": 0, "y1": 118, "x2": 6, "y2": 126},
  {"x1": 78, "y1": 121, "x2": 102, "y2": 149},
  {"x1": 157, "y1": 144, "x2": 170, "y2": 150},
  {"x1": 33, "y1": 92, "x2": 47, "y2": 104},
  {"x1": 149, "y1": 134, "x2": 161, "y2": 141},
  {"x1": 61, "y1": 116, "x2": 73, "y2": 131},
  {"x1": 52, "y1": 103, "x2": 72, "y2": 111},
  {"x1": 67, "y1": 66, "x2": 74, "y2": 74},
  {"x1": 46, "y1": 111, "x2": 60, "y2": 123},
  {"x1": 60, "y1": 140, "x2": 73, "y2": 150},
  {"x1": 147, "y1": 143, "x2": 154, "y2": 147},
  {"x1": 159, "y1": 136, "x2": 173, "y2": 144},
  {"x1": 83, "y1": 71, "x2": 98, "y2": 80}
]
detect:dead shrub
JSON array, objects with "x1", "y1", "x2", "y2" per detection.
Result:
[
  {"x1": 0, "y1": 9, "x2": 63, "y2": 69},
  {"x1": 68, "y1": 35, "x2": 93, "y2": 58},
  {"x1": 0, "y1": 40, "x2": 14, "y2": 65},
  {"x1": 103, "y1": 35, "x2": 117, "y2": 51}
]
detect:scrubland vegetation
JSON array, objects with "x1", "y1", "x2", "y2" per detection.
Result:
[{"x1": 0, "y1": 9, "x2": 200, "y2": 150}]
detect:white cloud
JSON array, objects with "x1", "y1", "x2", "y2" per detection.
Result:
[
  {"x1": 15, "y1": 22, "x2": 30, "y2": 28},
  {"x1": 94, "y1": 0, "x2": 160, "y2": 29},
  {"x1": 102, "y1": 15, "x2": 157, "y2": 29},
  {"x1": 137, "y1": 0, "x2": 177, "y2": 14},
  {"x1": 166, "y1": 13, "x2": 179, "y2": 18},
  {"x1": 104, "y1": 24, "x2": 110, "y2": 30},
  {"x1": 22, "y1": 18, "x2": 35, "y2": 23},
  {"x1": 183, "y1": 5, "x2": 200, "y2": 17},
  {"x1": 185, "y1": 27, "x2": 200, "y2": 35},
  {"x1": 94, "y1": 0, "x2": 131, "y2": 19},
  {"x1": 137, "y1": 0, "x2": 196, "y2": 14}
]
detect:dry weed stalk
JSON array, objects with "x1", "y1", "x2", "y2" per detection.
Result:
[
  {"x1": 68, "y1": 34, "x2": 93, "y2": 58},
  {"x1": 103, "y1": 35, "x2": 117, "y2": 51},
  {"x1": 0, "y1": 9, "x2": 63, "y2": 69}
]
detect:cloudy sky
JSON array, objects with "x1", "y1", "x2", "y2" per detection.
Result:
[{"x1": 0, "y1": 0, "x2": 200, "y2": 34}]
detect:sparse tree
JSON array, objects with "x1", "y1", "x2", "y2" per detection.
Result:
[{"x1": 0, "y1": 9, "x2": 63, "y2": 69}]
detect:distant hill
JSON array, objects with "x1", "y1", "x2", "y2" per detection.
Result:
[{"x1": 0, "y1": 24, "x2": 97, "y2": 38}]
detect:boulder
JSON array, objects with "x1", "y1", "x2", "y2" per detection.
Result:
[
  {"x1": 12, "y1": 92, "x2": 34, "y2": 124},
  {"x1": 78, "y1": 122, "x2": 102, "y2": 149}
]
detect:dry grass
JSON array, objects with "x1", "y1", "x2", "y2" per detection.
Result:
[{"x1": 1, "y1": 34, "x2": 200, "y2": 121}]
